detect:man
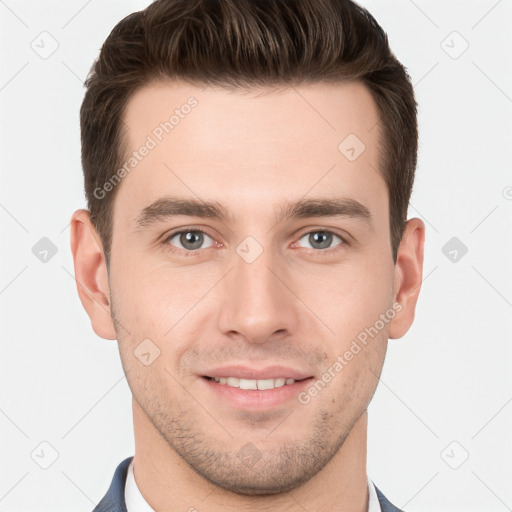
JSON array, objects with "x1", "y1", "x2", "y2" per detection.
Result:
[{"x1": 70, "y1": 0, "x2": 424, "y2": 510}]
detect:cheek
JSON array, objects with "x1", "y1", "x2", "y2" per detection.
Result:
[
  {"x1": 295, "y1": 260, "x2": 394, "y2": 343},
  {"x1": 109, "y1": 260, "x2": 209, "y2": 366}
]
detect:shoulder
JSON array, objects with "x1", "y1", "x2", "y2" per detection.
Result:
[
  {"x1": 373, "y1": 483, "x2": 406, "y2": 512},
  {"x1": 92, "y1": 456, "x2": 133, "y2": 512}
]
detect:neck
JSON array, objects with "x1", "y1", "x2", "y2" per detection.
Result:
[{"x1": 131, "y1": 397, "x2": 369, "y2": 512}]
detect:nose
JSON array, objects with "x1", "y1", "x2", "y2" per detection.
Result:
[{"x1": 216, "y1": 242, "x2": 301, "y2": 345}]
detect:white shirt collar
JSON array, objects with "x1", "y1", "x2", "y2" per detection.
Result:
[
  {"x1": 124, "y1": 458, "x2": 155, "y2": 512},
  {"x1": 125, "y1": 458, "x2": 381, "y2": 511},
  {"x1": 367, "y1": 474, "x2": 381, "y2": 512}
]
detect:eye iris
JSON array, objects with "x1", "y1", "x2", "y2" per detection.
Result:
[
  {"x1": 310, "y1": 231, "x2": 332, "y2": 249},
  {"x1": 181, "y1": 231, "x2": 203, "y2": 250}
]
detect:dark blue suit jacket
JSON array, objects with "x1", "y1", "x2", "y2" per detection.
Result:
[{"x1": 92, "y1": 457, "x2": 405, "y2": 512}]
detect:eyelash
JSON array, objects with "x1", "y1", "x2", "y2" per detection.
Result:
[{"x1": 162, "y1": 227, "x2": 349, "y2": 258}]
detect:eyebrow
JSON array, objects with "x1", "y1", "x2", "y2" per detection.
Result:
[{"x1": 134, "y1": 195, "x2": 372, "y2": 230}]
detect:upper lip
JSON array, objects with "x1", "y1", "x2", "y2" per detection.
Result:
[{"x1": 202, "y1": 365, "x2": 313, "y2": 381}]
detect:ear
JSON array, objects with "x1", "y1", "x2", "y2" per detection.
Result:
[
  {"x1": 69, "y1": 209, "x2": 117, "y2": 340},
  {"x1": 389, "y1": 217, "x2": 425, "y2": 339}
]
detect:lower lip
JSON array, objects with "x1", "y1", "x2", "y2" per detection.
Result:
[{"x1": 201, "y1": 377, "x2": 314, "y2": 410}]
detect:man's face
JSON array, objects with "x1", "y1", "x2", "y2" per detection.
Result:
[{"x1": 109, "y1": 80, "x2": 396, "y2": 493}]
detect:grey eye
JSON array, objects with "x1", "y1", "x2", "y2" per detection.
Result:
[
  {"x1": 167, "y1": 230, "x2": 214, "y2": 251},
  {"x1": 297, "y1": 231, "x2": 343, "y2": 250}
]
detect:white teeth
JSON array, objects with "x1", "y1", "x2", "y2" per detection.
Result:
[
  {"x1": 239, "y1": 378, "x2": 257, "y2": 390},
  {"x1": 226, "y1": 377, "x2": 239, "y2": 387},
  {"x1": 257, "y1": 379, "x2": 275, "y2": 390},
  {"x1": 211, "y1": 377, "x2": 297, "y2": 389}
]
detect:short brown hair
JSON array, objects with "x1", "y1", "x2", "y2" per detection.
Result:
[{"x1": 80, "y1": 0, "x2": 417, "y2": 266}]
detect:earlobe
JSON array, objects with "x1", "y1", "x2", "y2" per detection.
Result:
[
  {"x1": 388, "y1": 218, "x2": 425, "y2": 340},
  {"x1": 69, "y1": 209, "x2": 117, "y2": 340}
]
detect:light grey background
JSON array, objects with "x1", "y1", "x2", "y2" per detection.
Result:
[{"x1": 1, "y1": 1, "x2": 511, "y2": 511}]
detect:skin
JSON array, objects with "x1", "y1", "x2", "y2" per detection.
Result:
[{"x1": 70, "y1": 79, "x2": 425, "y2": 512}]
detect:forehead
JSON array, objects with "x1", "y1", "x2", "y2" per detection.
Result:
[{"x1": 115, "y1": 79, "x2": 385, "y2": 227}]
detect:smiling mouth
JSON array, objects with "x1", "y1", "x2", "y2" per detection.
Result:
[{"x1": 202, "y1": 376, "x2": 311, "y2": 390}]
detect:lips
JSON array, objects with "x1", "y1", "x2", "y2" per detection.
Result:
[
  {"x1": 201, "y1": 365, "x2": 313, "y2": 395},
  {"x1": 202, "y1": 371, "x2": 314, "y2": 410}
]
